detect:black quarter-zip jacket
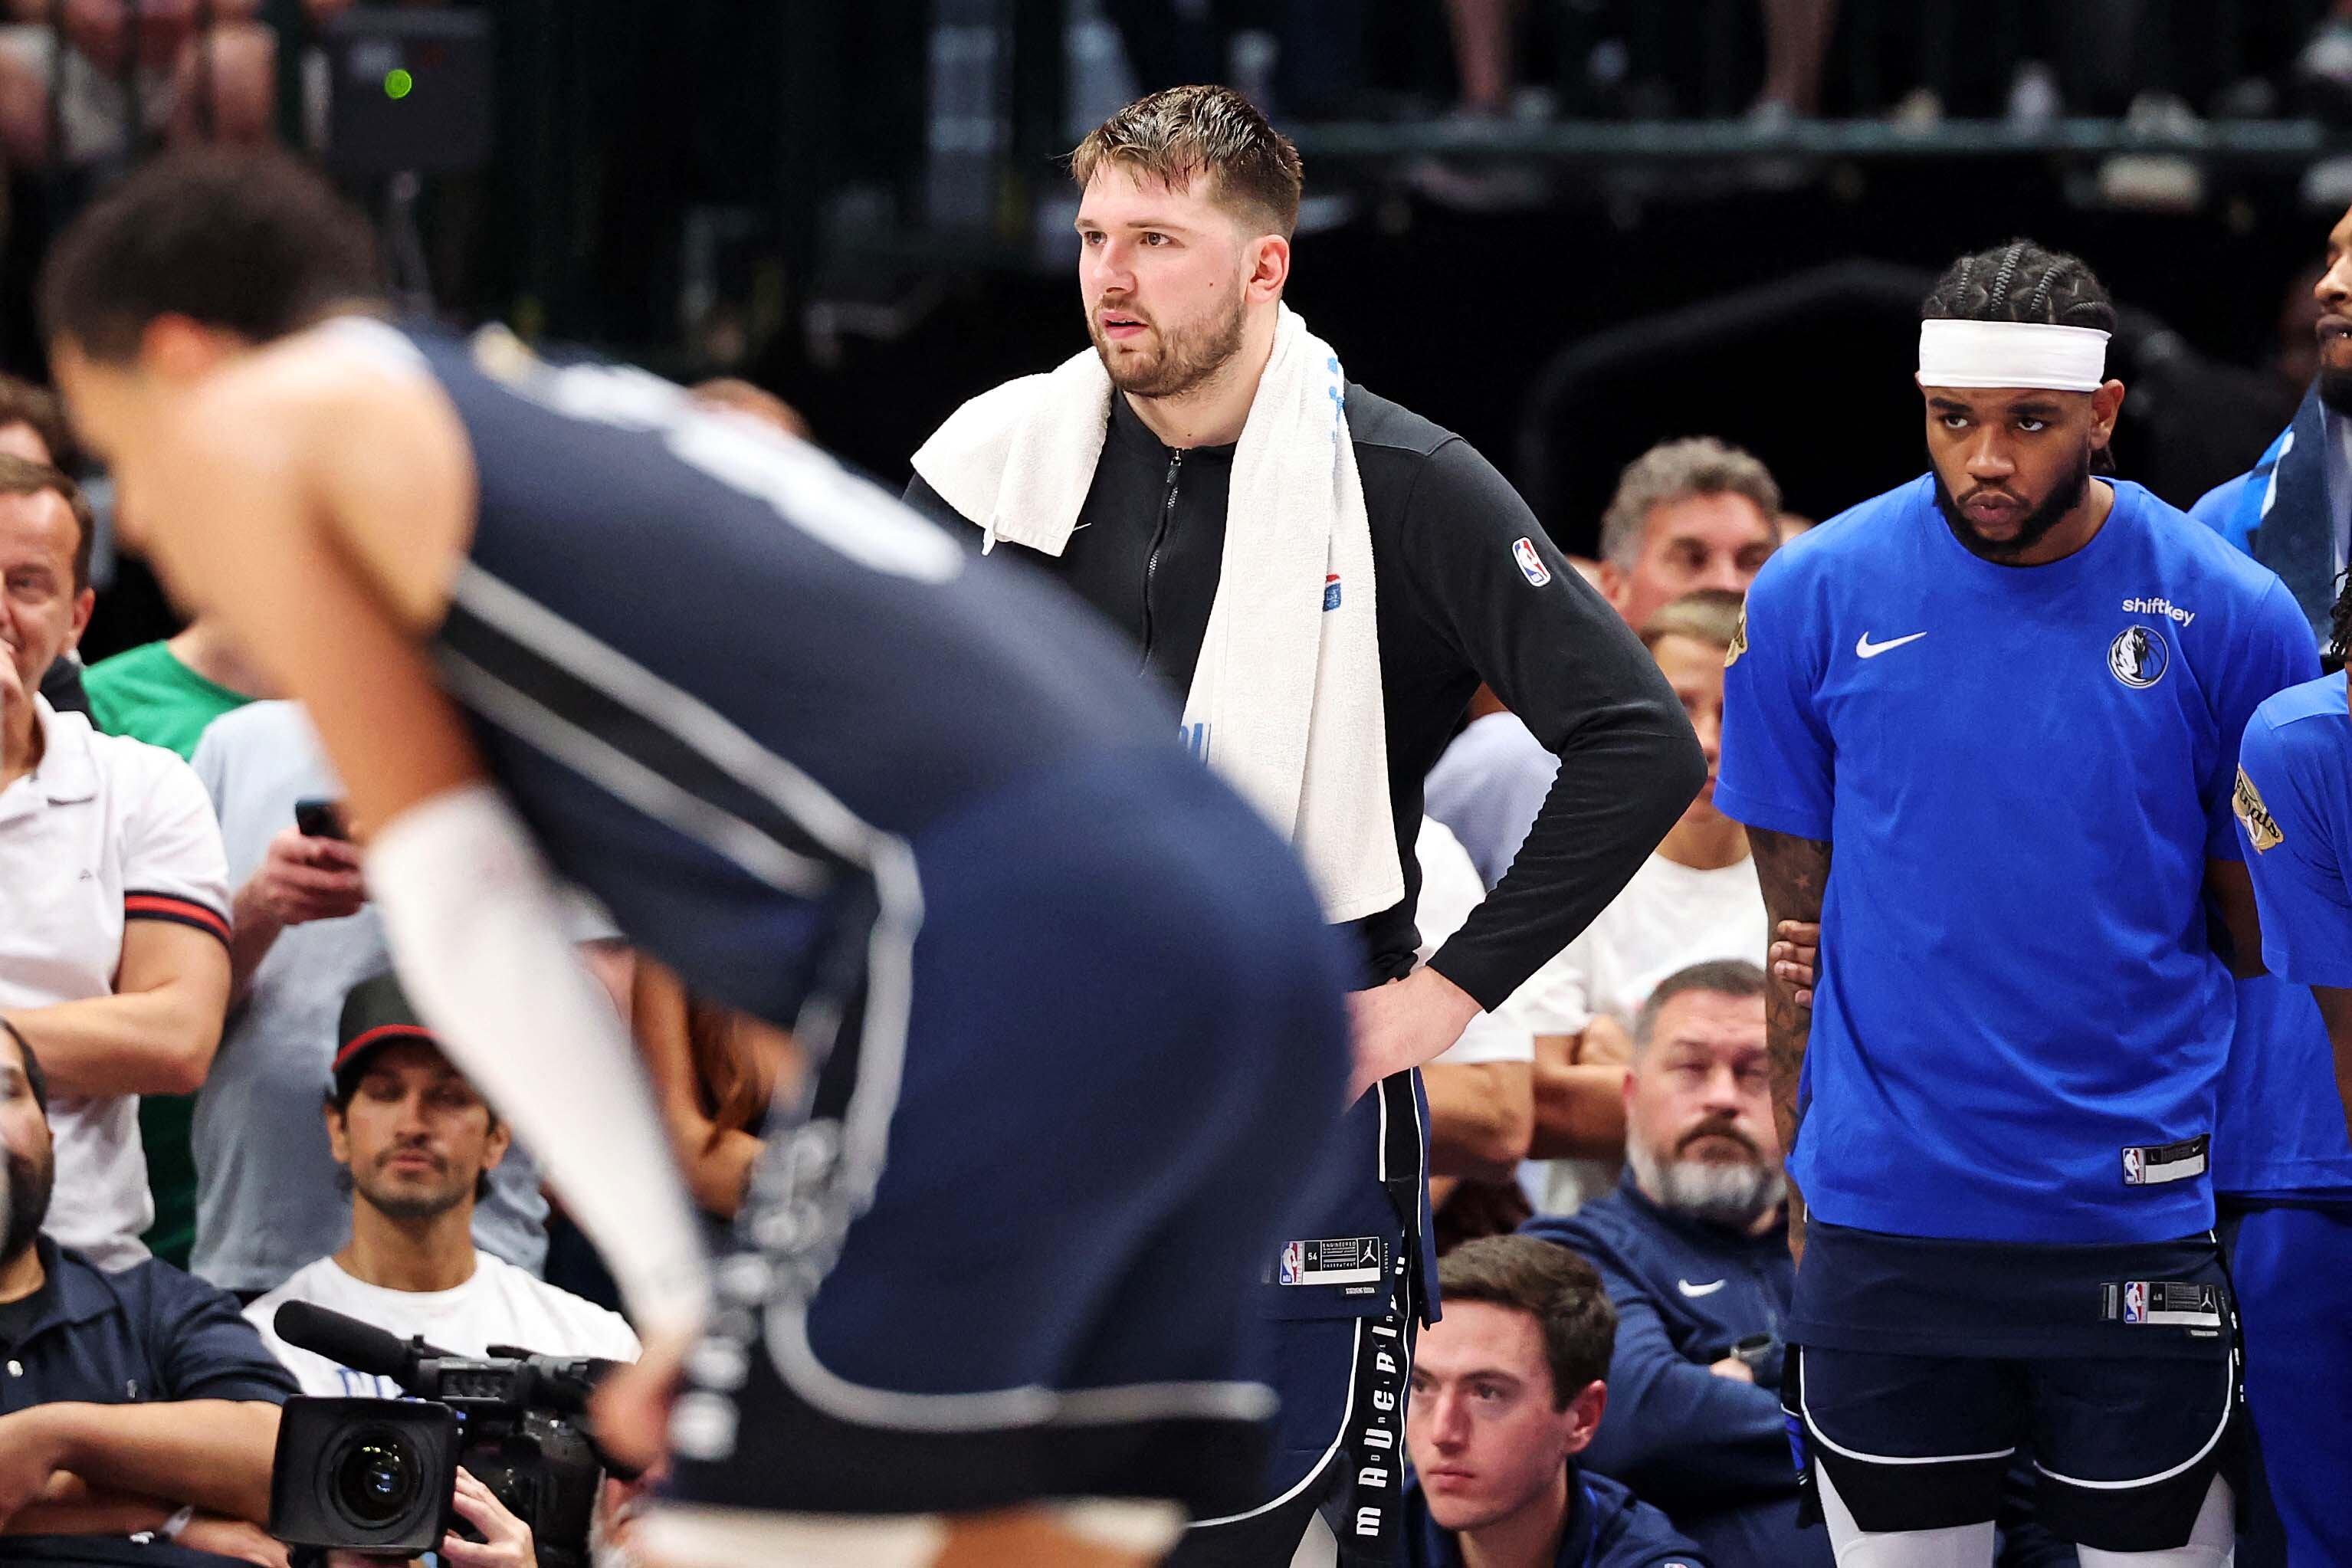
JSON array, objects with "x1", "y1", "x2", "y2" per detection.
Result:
[{"x1": 907, "y1": 382, "x2": 1704, "y2": 1009}]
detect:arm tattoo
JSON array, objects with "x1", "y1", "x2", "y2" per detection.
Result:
[{"x1": 1749, "y1": 828, "x2": 1831, "y2": 1242}]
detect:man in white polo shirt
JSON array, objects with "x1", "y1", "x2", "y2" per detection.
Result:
[{"x1": 0, "y1": 454, "x2": 230, "y2": 1269}]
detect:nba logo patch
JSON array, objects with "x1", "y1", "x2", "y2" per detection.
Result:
[
  {"x1": 1279, "y1": 1241, "x2": 1304, "y2": 1284},
  {"x1": 2123, "y1": 1281, "x2": 2148, "y2": 1324},
  {"x1": 2122, "y1": 1146, "x2": 2145, "y2": 1185},
  {"x1": 1512, "y1": 537, "x2": 1551, "y2": 587},
  {"x1": 1324, "y1": 573, "x2": 1343, "y2": 611}
]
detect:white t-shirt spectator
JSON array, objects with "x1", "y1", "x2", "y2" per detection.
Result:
[
  {"x1": 0, "y1": 697, "x2": 228, "y2": 1268},
  {"x1": 1512, "y1": 854, "x2": 1768, "y2": 1038},
  {"x1": 247, "y1": 1251, "x2": 641, "y2": 1398},
  {"x1": 1416, "y1": 817, "x2": 1533, "y2": 1067}
]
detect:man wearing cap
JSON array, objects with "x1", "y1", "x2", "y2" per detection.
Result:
[
  {"x1": 1717, "y1": 241, "x2": 2311, "y2": 1565},
  {"x1": 185, "y1": 700, "x2": 550, "y2": 1301},
  {"x1": 244, "y1": 971, "x2": 640, "y2": 1398}
]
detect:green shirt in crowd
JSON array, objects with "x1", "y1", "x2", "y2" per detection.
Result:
[{"x1": 81, "y1": 638, "x2": 253, "y2": 1269}]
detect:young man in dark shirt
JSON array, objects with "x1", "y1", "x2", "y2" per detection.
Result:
[
  {"x1": 908, "y1": 85, "x2": 1702, "y2": 1563},
  {"x1": 1403, "y1": 1236, "x2": 1706, "y2": 1568}
]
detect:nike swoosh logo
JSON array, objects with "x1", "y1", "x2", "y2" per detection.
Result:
[
  {"x1": 1676, "y1": 1278, "x2": 1727, "y2": 1297},
  {"x1": 1855, "y1": 631, "x2": 1927, "y2": 658}
]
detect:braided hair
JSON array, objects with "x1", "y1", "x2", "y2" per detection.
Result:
[
  {"x1": 1921, "y1": 239, "x2": 2117, "y2": 334},
  {"x1": 1921, "y1": 240, "x2": 2120, "y2": 476}
]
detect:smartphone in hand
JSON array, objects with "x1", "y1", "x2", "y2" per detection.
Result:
[{"x1": 294, "y1": 796, "x2": 349, "y2": 841}]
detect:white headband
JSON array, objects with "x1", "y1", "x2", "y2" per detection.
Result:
[{"x1": 1916, "y1": 319, "x2": 2110, "y2": 392}]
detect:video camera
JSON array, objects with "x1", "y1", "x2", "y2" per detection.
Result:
[{"x1": 264, "y1": 1301, "x2": 634, "y2": 1566}]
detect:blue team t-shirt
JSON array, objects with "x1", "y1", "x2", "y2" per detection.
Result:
[
  {"x1": 2186, "y1": 486, "x2": 2352, "y2": 1198},
  {"x1": 2236, "y1": 673, "x2": 2352, "y2": 994},
  {"x1": 1719, "y1": 474, "x2": 2316, "y2": 1244}
]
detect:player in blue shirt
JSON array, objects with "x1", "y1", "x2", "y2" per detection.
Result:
[
  {"x1": 2184, "y1": 432, "x2": 2352, "y2": 1567},
  {"x1": 1720, "y1": 240, "x2": 2315, "y2": 1566},
  {"x1": 2223, "y1": 656, "x2": 2352, "y2": 1568}
]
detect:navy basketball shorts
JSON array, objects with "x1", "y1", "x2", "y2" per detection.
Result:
[
  {"x1": 653, "y1": 750, "x2": 1355, "y2": 1522},
  {"x1": 1173, "y1": 1072, "x2": 1425, "y2": 1566},
  {"x1": 1782, "y1": 1223, "x2": 2243, "y2": 1553}
]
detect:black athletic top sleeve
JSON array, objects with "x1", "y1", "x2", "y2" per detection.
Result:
[
  {"x1": 1386, "y1": 436, "x2": 1704, "y2": 1009},
  {"x1": 907, "y1": 383, "x2": 1702, "y2": 1009}
]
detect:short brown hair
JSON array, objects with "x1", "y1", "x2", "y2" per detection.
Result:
[
  {"x1": 0, "y1": 455, "x2": 95, "y2": 592},
  {"x1": 1640, "y1": 587, "x2": 1747, "y2": 654},
  {"x1": 1070, "y1": 85, "x2": 1304, "y2": 239},
  {"x1": 1632, "y1": 959, "x2": 1769, "y2": 1058},
  {"x1": 0, "y1": 376, "x2": 71, "y2": 469},
  {"x1": 1436, "y1": 1236, "x2": 1615, "y2": 1409},
  {"x1": 1599, "y1": 437, "x2": 1782, "y2": 569}
]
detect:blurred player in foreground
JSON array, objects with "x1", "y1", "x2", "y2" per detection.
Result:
[{"x1": 38, "y1": 148, "x2": 1354, "y2": 1568}]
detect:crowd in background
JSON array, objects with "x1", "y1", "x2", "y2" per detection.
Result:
[{"x1": 0, "y1": 11, "x2": 2348, "y2": 1568}]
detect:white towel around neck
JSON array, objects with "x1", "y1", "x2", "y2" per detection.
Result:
[{"x1": 912, "y1": 305, "x2": 1402, "y2": 923}]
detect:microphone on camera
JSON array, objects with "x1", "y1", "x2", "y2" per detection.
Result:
[{"x1": 275, "y1": 1300, "x2": 452, "y2": 1388}]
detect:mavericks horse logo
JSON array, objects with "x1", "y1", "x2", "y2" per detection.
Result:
[{"x1": 2108, "y1": 625, "x2": 2168, "y2": 689}]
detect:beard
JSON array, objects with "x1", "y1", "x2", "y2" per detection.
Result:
[
  {"x1": 1934, "y1": 445, "x2": 2092, "y2": 564},
  {"x1": 354, "y1": 1150, "x2": 469, "y2": 1223},
  {"x1": 0, "y1": 1141, "x2": 52, "y2": 1266},
  {"x1": 1628, "y1": 1120, "x2": 1785, "y2": 1232},
  {"x1": 2321, "y1": 362, "x2": 2352, "y2": 419},
  {"x1": 1086, "y1": 287, "x2": 1247, "y2": 401}
]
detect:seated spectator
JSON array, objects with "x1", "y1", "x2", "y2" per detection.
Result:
[
  {"x1": 0, "y1": 457, "x2": 229, "y2": 1270},
  {"x1": 1425, "y1": 438, "x2": 1779, "y2": 887},
  {"x1": 83, "y1": 615, "x2": 266, "y2": 761},
  {"x1": 1520, "y1": 964, "x2": 2075, "y2": 1568},
  {"x1": 0, "y1": 377, "x2": 93, "y2": 723},
  {"x1": 187, "y1": 700, "x2": 546, "y2": 1297},
  {"x1": 1405, "y1": 1234, "x2": 1707, "y2": 1568},
  {"x1": 0, "y1": 1020, "x2": 295, "y2": 1564},
  {"x1": 1520, "y1": 592, "x2": 1765, "y2": 1213},
  {"x1": 77, "y1": 621, "x2": 267, "y2": 1273},
  {"x1": 0, "y1": 374, "x2": 71, "y2": 470},
  {"x1": 1521, "y1": 962, "x2": 1805, "y2": 1566},
  {"x1": 0, "y1": 0, "x2": 351, "y2": 168},
  {"x1": 631, "y1": 956, "x2": 776, "y2": 1224},
  {"x1": 246, "y1": 970, "x2": 638, "y2": 1389},
  {"x1": 1419, "y1": 816, "x2": 1537, "y2": 1184},
  {"x1": 245, "y1": 973, "x2": 637, "y2": 1568}
]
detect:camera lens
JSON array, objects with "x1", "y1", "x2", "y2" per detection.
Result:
[{"x1": 331, "y1": 1428, "x2": 421, "y2": 1527}]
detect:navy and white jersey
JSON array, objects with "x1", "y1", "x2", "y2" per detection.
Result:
[
  {"x1": 329, "y1": 323, "x2": 1363, "y2": 1523},
  {"x1": 1719, "y1": 475, "x2": 2314, "y2": 1244},
  {"x1": 361, "y1": 320, "x2": 1173, "y2": 1028}
]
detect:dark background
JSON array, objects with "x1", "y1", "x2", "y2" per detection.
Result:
[{"x1": 28, "y1": 0, "x2": 2350, "y2": 655}]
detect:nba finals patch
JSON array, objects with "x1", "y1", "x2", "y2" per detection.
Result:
[
  {"x1": 2234, "y1": 766, "x2": 2283, "y2": 852},
  {"x1": 1725, "y1": 605, "x2": 1749, "y2": 668}
]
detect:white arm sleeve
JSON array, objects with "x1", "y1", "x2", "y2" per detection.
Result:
[{"x1": 366, "y1": 782, "x2": 710, "y2": 1338}]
